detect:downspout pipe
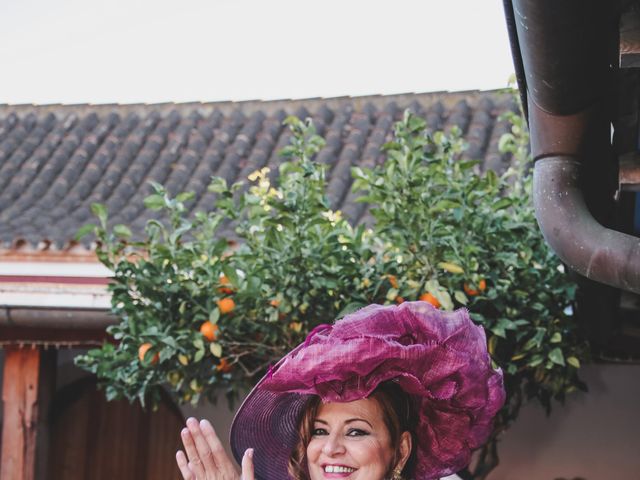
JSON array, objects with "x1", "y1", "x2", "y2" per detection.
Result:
[
  {"x1": 534, "y1": 157, "x2": 640, "y2": 291},
  {"x1": 509, "y1": 0, "x2": 640, "y2": 294}
]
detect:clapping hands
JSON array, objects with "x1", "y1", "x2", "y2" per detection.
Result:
[{"x1": 176, "y1": 417, "x2": 255, "y2": 480}]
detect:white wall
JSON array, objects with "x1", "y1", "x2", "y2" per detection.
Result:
[{"x1": 492, "y1": 364, "x2": 640, "y2": 480}]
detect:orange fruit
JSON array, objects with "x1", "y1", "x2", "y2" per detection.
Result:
[
  {"x1": 464, "y1": 278, "x2": 486, "y2": 296},
  {"x1": 217, "y1": 275, "x2": 234, "y2": 294},
  {"x1": 138, "y1": 342, "x2": 159, "y2": 364},
  {"x1": 419, "y1": 292, "x2": 441, "y2": 309},
  {"x1": 464, "y1": 279, "x2": 486, "y2": 297},
  {"x1": 270, "y1": 299, "x2": 280, "y2": 308},
  {"x1": 217, "y1": 297, "x2": 235, "y2": 314},
  {"x1": 199, "y1": 321, "x2": 220, "y2": 342},
  {"x1": 387, "y1": 275, "x2": 399, "y2": 289},
  {"x1": 216, "y1": 357, "x2": 233, "y2": 373},
  {"x1": 395, "y1": 296, "x2": 405, "y2": 304},
  {"x1": 464, "y1": 283, "x2": 479, "y2": 296},
  {"x1": 289, "y1": 321, "x2": 303, "y2": 332}
]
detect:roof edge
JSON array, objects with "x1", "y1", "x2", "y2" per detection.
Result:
[{"x1": 0, "y1": 89, "x2": 508, "y2": 118}]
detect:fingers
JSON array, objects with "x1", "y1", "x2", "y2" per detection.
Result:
[
  {"x1": 240, "y1": 448, "x2": 255, "y2": 480},
  {"x1": 176, "y1": 450, "x2": 194, "y2": 480},
  {"x1": 199, "y1": 419, "x2": 238, "y2": 474},
  {"x1": 186, "y1": 418, "x2": 219, "y2": 475},
  {"x1": 180, "y1": 427, "x2": 206, "y2": 479},
  {"x1": 182, "y1": 417, "x2": 242, "y2": 480}
]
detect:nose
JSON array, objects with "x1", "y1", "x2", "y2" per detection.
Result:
[{"x1": 321, "y1": 432, "x2": 346, "y2": 456}]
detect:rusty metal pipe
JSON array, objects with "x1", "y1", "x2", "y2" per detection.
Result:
[
  {"x1": 505, "y1": 0, "x2": 640, "y2": 293},
  {"x1": 534, "y1": 157, "x2": 640, "y2": 293},
  {"x1": 512, "y1": 0, "x2": 610, "y2": 118}
]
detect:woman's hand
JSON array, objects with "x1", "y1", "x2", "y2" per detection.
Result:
[{"x1": 176, "y1": 417, "x2": 255, "y2": 480}]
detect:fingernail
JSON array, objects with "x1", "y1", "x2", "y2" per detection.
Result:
[
  {"x1": 200, "y1": 419, "x2": 212, "y2": 429},
  {"x1": 181, "y1": 428, "x2": 189, "y2": 436},
  {"x1": 247, "y1": 448, "x2": 254, "y2": 459},
  {"x1": 186, "y1": 417, "x2": 198, "y2": 429}
]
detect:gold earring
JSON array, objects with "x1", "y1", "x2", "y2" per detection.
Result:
[{"x1": 391, "y1": 468, "x2": 403, "y2": 480}]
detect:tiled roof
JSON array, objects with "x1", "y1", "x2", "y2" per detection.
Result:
[{"x1": 0, "y1": 91, "x2": 518, "y2": 252}]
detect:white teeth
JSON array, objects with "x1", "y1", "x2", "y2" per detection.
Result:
[{"x1": 324, "y1": 465, "x2": 355, "y2": 473}]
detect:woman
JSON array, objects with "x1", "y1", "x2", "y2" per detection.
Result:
[{"x1": 176, "y1": 302, "x2": 505, "y2": 480}]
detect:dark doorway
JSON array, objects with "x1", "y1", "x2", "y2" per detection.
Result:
[{"x1": 49, "y1": 377, "x2": 184, "y2": 479}]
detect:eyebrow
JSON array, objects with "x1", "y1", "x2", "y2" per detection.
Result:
[{"x1": 314, "y1": 418, "x2": 373, "y2": 428}]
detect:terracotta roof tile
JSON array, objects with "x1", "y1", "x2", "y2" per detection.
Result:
[{"x1": 0, "y1": 91, "x2": 518, "y2": 251}]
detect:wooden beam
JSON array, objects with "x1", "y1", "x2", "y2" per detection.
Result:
[
  {"x1": 0, "y1": 346, "x2": 41, "y2": 480},
  {"x1": 0, "y1": 326, "x2": 110, "y2": 348}
]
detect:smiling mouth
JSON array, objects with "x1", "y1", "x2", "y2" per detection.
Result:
[{"x1": 323, "y1": 465, "x2": 357, "y2": 474}]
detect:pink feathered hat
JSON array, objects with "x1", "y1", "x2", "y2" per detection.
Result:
[{"x1": 230, "y1": 302, "x2": 505, "y2": 479}]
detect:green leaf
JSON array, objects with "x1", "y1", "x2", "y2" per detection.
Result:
[
  {"x1": 548, "y1": 348, "x2": 565, "y2": 366},
  {"x1": 74, "y1": 223, "x2": 96, "y2": 241},
  {"x1": 437, "y1": 262, "x2": 465, "y2": 274},
  {"x1": 550, "y1": 332, "x2": 562, "y2": 343},
  {"x1": 90, "y1": 203, "x2": 108, "y2": 225},
  {"x1": 279, "y1": 145, "x2": 298, "y2": 158},
  {"x1": 148, "y1": 180, "x2": 164, "y2": 193},
  {"x1": 209, "y1": 342, "x2": 222, "y2": 358},
  {"x1": 159, "y1": 348, "x2": 174, "y2": 363},
  {"x1": 527, "y1": 354, "x2": 544, "y2": 367},
  {"x1": 245, "y1": 276, "x2": 261, "y2": 295},
  {"x1": 434, "y1": 290, "x2": 454, "y2": 311},
  {"x1": 351, "y1": 166, "x2": 368, "y2": 180},
  {"x1": 208, "y1": 177, "x2": 228, "y2": 193},
  {"x1": 491, "y1": 326, "x2": 506, "y2": 338},
  {"x1": 454, "y1": 290, "x2": 468, "y2": 305},
  {"x1": 492, "y1": 198, "x2": 512, "y2": 211},
  {"x1": 432, "y1": 200, "x2": 462, "y2": 212},
  {"x1": 113, "y1": 224, "x2": 132, "y2": 239},
  {"x1": 176, "y1": 192, "x2": 195, "y2": 203},
  {"x1": 567, "y1": 356, "x2": 581, "y2": 369},
  {"x1": 144, "y1": 194, "x2": 165, "y2": 210},
  {"x1": 381, "y1": 141, "x2": 401, "y2": 151},
  {"x1": 194, "y1": 349, "x2": 205, "y2": 363},
  {"x1": 498, "y1": 133, "x2": 515, "y2": 153},
  {"x1": 222, "y1": 265, "x2": 239, "y2": 287}
]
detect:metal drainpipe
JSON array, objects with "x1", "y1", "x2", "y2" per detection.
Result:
[
  {"x1": 509, "y1": 0, "x2": 640, "y2": 294},
  {"x1": 534, "y1": 157, "x2": 640, "y2": 292}
]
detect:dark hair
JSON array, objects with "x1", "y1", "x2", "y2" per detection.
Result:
[{"x1": 287, "y1": 381, "x2": 418, "y2": 479}]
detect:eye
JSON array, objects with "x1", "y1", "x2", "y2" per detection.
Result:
[
  {"x1": 346, "y1": 428, "x2": 369, "y2": 437},
  {"x1": 312, "y1": 428, "x2": 328, "y2": 436}
]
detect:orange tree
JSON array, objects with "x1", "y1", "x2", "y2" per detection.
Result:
[
  {"x1": 75, "y1": 117, "x2": 382, "y2": 407},
  {"x1": 76, "y1": 110, "x2": 587, "y2": 478}
]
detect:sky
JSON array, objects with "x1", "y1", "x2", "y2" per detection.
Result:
[{"x1": 0, "y1": 0, "x2": 514, "y2": 105}]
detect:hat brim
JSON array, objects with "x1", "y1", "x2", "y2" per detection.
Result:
[{"x1": 230, "y1": 384, "x2": 311, "y2": 480}]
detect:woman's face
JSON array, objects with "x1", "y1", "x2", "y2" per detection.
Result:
[{"x1": 305, "y1": 398, "x2": 398, "y2": 480}]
